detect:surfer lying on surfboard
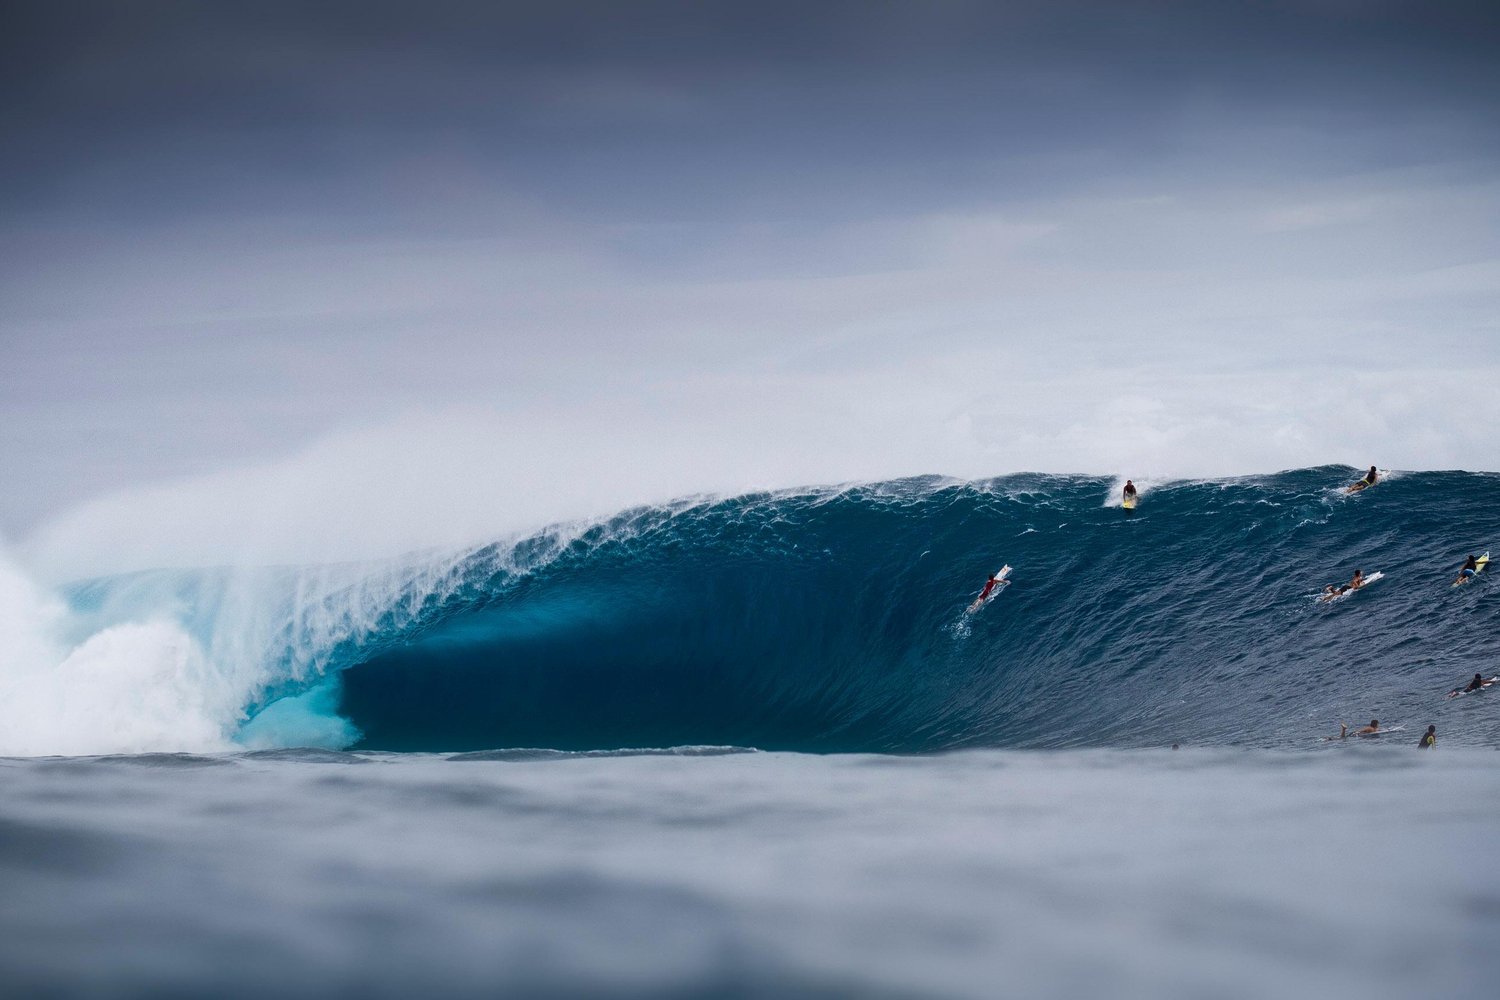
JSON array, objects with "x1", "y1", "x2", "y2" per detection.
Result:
[
  {"x1": 1454, "y1": 554, "x2": 1480, "y2": 585},
  {"x1": 1320, "y1": 569, "x2": 1366, "y2": 600},
  {"x1": 967, "y1": 566, "x2": 1011, "y2": 613},
  {"x1": 1446, "y1": 674, "x2": 1498, "y2": 698},
  {"x1": 1327, "y1": 719, "x2": 1382, "y2": 740},
  {"x1": 1346, "y1": 466, "x2": 1378, "y2": 493}
]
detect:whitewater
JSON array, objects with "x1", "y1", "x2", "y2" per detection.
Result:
[{"x1": 3, "y1": 465, "x2": 1498, "y2": 998}]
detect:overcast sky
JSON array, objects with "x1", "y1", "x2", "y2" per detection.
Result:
[{"x1": 3, "y1": 1, "x2": 1499, "y2": 575}]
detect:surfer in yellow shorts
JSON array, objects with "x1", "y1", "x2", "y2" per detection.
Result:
[
  {"x1": 1122, "y1": 480, "x2": 1137, "y2": 505},
  {"x1": 1347, "y1": 466, "x2": 1378, "y2": 493},
  {"x1": 1417, "y1": 725, "x2": 1436, "y2": 749}
]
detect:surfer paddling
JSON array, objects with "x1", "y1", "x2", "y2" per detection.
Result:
[
  {"x1": 1447, "y1": 674, "x2": 1496, "y2": 698},
  {"x1": 967, "y1": 566, "x2": 1011, "y2": 613},
  {"x1": 1346, "y1": 466, "x2": 1378, "y2": 493},
  {"x1": 1320, "y1": 569, "x2": 1366, "y2": 601},
  {"x1": 1454, "y1": 554, "x2": 1479, "y2": 585},
  {"x1": 1327, "y1": 719, "x2": 1382, "y2": 741}
]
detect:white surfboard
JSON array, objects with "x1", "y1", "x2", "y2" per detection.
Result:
[
  {"x1": 1316, "y1": 571, "x2": 1384, "y2": 603},
  {"x1": 966, "y1": 564, "x2": 1013, "y2": 613},
  {"x1": 1320, "y1": 723, "x2": 1407, "y2": 741},
  {"x1": 1446, "y1": 676, "x2": 1499, "y2": 699}
]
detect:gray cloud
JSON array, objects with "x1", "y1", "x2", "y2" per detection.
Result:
[
  {"x1": 2, "y1": 1, "x2": 1498, "y2": 555},
  {"x1": 5, "y1": 1, "x2": 1497, "y2": 222}
]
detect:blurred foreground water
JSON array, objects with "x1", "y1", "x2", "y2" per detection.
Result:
[{"x1": 2, "y1": 748, "x2": 1497, "y2": 999}]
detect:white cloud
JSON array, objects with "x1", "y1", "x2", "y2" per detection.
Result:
[
  {"x1": 4, "y1": 166, "x2": 1499, "y2": 564},
  {"x1": 18, "y1": 356, "x2": 1500, "y2": 583}
]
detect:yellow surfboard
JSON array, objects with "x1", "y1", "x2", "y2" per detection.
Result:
[{"x1": 1454, "y1": 551, "x2": 1490, "y2": 587}]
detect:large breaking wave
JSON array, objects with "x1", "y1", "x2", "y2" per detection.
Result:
[{"x1": 5, "y1": 466, "x2": 1498, "y2": 755}]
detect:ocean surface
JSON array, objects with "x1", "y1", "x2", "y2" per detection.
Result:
[
  {"x1": 2, "y1": 467, "x2": 1498, "y2": 996},
  {"x1": 3, "y1": 748, "x2": 1499, "y2": 999}
]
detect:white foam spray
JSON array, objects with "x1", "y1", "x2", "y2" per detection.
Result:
[
  {"x1": 0, "y1": 518, "x2": 617, "y2": 757},
  {"x1": 0, "y1": 545, "x2": 239, "y2": 756}
]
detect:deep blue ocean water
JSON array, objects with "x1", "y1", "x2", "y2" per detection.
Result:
[
  {"x1": 55, "y1": 466, "x2": 1492, "y2": 754},
  {"x1": 4, "y1": 467, "x2": 1498, "y2": 996}
]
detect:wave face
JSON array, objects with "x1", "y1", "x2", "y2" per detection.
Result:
[{"x1": 54, "y1": 469, "x2": 1500, "y2": 753}]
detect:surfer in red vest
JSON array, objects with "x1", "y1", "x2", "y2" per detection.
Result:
[{"x1": 967, "y1": 567, "x2": 1010, "y2": 612}]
